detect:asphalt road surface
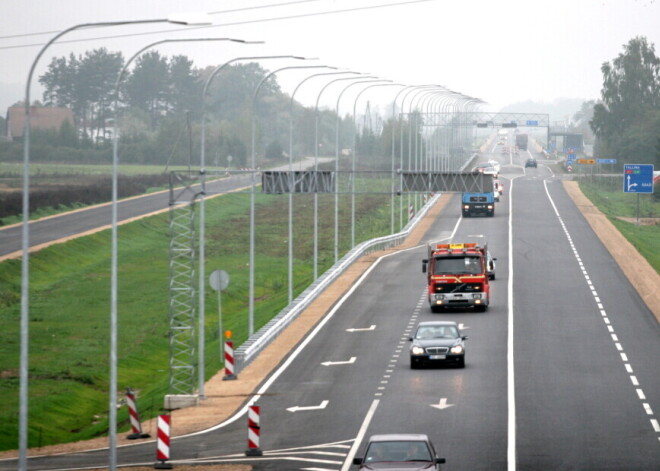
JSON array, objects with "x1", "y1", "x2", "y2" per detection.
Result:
[{"x1": 2, "y1": 146, "x2": 659, "y2": 470}]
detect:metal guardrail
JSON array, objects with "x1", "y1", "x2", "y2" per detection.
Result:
[{"x1": 234, "y1": 153, "x2": 480, "y2": 371}]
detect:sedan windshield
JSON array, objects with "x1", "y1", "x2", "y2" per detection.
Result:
[
  {"x1": 416, "y1": 325, "x2": 459, "y2": 339},
  {"x1": 365, "y1": 441, "x2": 432, "y2": 462}
]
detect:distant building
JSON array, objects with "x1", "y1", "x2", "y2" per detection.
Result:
[{"x1": 5, "y1": 106, "x2": 75, "y2": 141}]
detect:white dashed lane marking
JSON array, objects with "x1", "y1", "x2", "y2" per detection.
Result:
[{"x1": 544, "y1": 179, "x2": 660, "y2": 445}]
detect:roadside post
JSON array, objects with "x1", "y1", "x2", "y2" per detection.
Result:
[
  {"x1": 153, "y1": 414, "x2": 172, "y2": 469},
  {"x1": 125, "y1": 388, "x2": 150, "y2": 439},
  {"x1": 209, "y1": 269, "x2": 230, "y2": 368},
  {"x1": 245, "y1": 405, "x2": 263, "y2": 456},
  {"x1": 223, "y1": 331, "x2": 237, "y2": 380}
]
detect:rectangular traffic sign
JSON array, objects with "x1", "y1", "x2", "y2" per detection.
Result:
[
  {"x1": 597, "y1": 159, "x2": 617, "y2": 164},
  {"x1": 526, "y1": 120, "x2": 539, "y2": 126},
  {"x1": 623, "y1": 164, "x2": 654, "y2": 193},
  {"x1": 577, "y1": 159, "x2": 596, "y2": 164}
]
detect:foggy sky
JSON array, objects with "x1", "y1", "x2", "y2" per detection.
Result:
[{"x1": 1, "y1": 0, "x2": 660, "y2": 114}]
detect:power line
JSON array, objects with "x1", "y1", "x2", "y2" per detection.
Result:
[
  {"x1": 0, "y1": 0, "x2": 437, "y2": 51},
  {"x1": 0, "y1": 0, "x2": 325, "y2": 40}
]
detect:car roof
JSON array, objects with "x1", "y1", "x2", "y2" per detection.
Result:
[
  {"x1": 416, "y1": 321, "x2": 458, "y2": 328},
  {"x1": 368, "y1": 433, "x2": 430, "y2": 442}
]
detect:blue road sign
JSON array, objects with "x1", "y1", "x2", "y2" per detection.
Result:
[
  {"x1": 597, "y1": 159, "x2": 617, "y2": 164},
  {"x1": 623, "y1": 164, "x2": 654, "y2": 193},
  {"x1": 526, "y1": 120, "x2": 539, "y2": 126}
]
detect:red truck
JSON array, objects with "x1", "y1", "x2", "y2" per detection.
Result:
[{"x1": 422, "y1": 242, "x2": 491, "y2": 312}]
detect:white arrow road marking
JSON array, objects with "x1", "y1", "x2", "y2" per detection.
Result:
[
  {"x1": 287, "y1": 400, "x2": 329, "y2": 413},
  {"x1": 430, "y1": 398, "x2": 454, "y2": 410},
  {"x1": 346, "y1": 325, "x2": 376, "y2": 332},
  {"x1": 458, "y1": 323, "x2": 469, "y2": 330},
  {"x1": 321, "y1": 357, "x2": 356, "y2": 366}
]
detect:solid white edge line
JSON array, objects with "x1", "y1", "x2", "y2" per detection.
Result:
[
  {"x1": 507, "y1": 174, "x2": 521, "y2": 471},
  {"x1": 341, "y1": 399, "x2": 380, "y2": 471}
]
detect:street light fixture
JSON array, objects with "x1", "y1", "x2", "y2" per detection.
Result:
[{"x1": 19, "y1": 14, "x2": 212, "y2": 471}]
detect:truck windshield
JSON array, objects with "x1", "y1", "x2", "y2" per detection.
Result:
[{"x1": 433, "y1": 256, "x2": 481, "y2": 275}]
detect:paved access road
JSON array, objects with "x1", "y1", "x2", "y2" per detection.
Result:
[
  {"x1": 3, "y1": 146, "x2": 659, "y2": 470},
  {"x1": 0, "y1": 159, "x2": 325, "y2": 258}
]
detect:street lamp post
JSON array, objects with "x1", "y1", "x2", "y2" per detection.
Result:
[
  {"x1": 397, "y1": 86, "x2": 444, "y2": 224},
  {"x1": 197, "y1": 54, "x2": 307, "y2": 377},
  {"x1": 332, "y1": 78, "x2": 388, "y2": 261},
  {"x1": 249, "y1": 63, "x2": 321, "y2": 336},
  {"x1": 20, "y1": 14, "x2": 211, "y2": 471},
  {"x1": 350, "y1": 82, "x2": 402, "y2": 248},
  {"x1": 114, "y1": 38, "x2": 257, "y2": 405},
  {"x1": 287, "y1": 69, "x2": 359, "y2": 301},
  {"x1": 311, "y1": 75, "x2": 374, "y2": 264},
  {"x1": 390, "y1": 86, "x2": 435, "y2": 232}
]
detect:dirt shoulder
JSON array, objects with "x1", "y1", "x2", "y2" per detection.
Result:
[
  {"x1": 2, "y1": 183, "x2": 657, "y2": 467},
  {"x1": 563, "y1": 181, "x2": 660, "y2": 323}
]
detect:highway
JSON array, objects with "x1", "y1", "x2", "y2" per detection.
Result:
[{"x1": 2, "y1": 146, "x2": 659, "y2": 470}]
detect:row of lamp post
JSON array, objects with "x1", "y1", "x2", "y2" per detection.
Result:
[{"x1": 18, "y1": 11, "x2": 483, "y2": 471}]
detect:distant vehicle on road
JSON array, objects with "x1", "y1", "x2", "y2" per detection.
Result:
[
  {"x1": 353, "y1": 433, "x2": 446, "y2": 469},
  {"x1": 493, "y1": 178, "x2": 504, "y2": 202},
  {"x1": 488, "y1": 159, "x2": 501, "y2": 173},
  {"x1": 516, "y1": 133, "x2": 528, "y2": 150},
  {"x1": 409, "y1": 321, "x2": 467, "y2": 369},
  {"x1": 472, "y1": 162, "x2": 498, "y2": 175},
  {"x1": 525, "y1": 158, "x2": 538, "y2": 168}
]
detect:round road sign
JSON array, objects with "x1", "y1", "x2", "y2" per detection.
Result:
[{"x1": 209, "y1": 270, "x2": 229, "y2": 291}]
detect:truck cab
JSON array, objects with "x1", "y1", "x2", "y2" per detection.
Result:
[
  {"x1": 462, "y1": 192, "x2": 495, "y2": 217},
  {"x1": 422, "y1": 243, "x2": 491, "y2": 312}
]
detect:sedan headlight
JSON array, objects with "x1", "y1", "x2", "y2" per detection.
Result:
[
  {"x1": 411, "y1": 346, "x2": 425, "y2": 355},
  {"x1": 450, "y1": 345, "x2": 464, "y2": 354},
  {"x1": 463, "y1": 205, "x2": 469, "y2": 210}
]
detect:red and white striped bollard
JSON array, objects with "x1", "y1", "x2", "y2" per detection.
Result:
[
  {"x1": 125, "y1": 388, "x2": 150, "y2": 439},
  {"x1": 245, "y1": 405, "x2": 263, "y2": 456},
  {"x1": 223, "y1": 340, "x2": 237, "y2": 380},
  {"x1": 153, "y1": 414, "x2": 172, "y2": 469}
]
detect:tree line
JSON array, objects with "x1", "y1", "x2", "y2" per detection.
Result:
[
  {"x1": 590, "y1": 36, "x2": 660, "y2": 169},
  {"x1": 1, "y1": 47, "x2": 409, "y2": 169}
]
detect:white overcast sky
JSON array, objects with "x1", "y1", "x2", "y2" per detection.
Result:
[{"x1": 1, "y1": 0, "x2": 660, "y2": 115}]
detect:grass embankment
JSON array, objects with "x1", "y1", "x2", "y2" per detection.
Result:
[
  {"x1": 0, "y1": 189, "x2": 398, "y2": 451},
  {"x1": 579, "y1": 179, "x2": 660, "y2": 273}
]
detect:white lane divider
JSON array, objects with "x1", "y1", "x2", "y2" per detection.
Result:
[{"x1": 543, "y1": 179, "x2": 660, "y2": 446}]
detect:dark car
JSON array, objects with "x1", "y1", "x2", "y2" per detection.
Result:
[
  {"x1": 353, "y1": 433, "x2": 445, "y2": 470},
  {"x1": 409, "y1": 321, "x2": 467, "y2": 369},
  {"x1": 525, "y1": 158, "x2": 537, "y2": 168}
]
